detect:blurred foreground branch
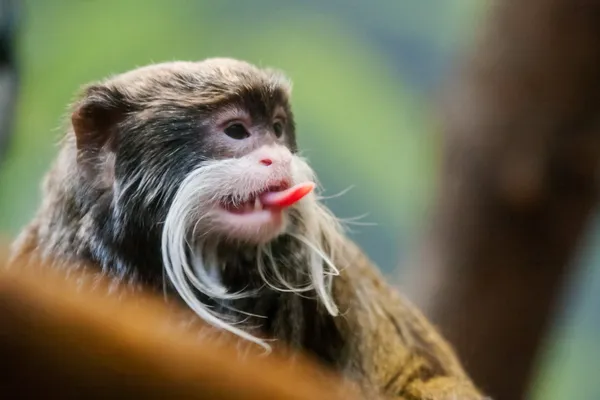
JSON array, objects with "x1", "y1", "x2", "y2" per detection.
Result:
[
  {"x1": 407, "y1": 2, "x2": 600, "y2": 399},
  {"x1": 0, "y1": 246, "x2": 359, "y2": 399}
]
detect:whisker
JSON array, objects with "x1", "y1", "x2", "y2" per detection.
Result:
[{"x1": 315, "y1": 185, "x2": 356, "y2": 201}]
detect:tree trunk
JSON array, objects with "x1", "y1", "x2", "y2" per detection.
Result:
[{"x1": 406, "y1": 2, "x2": 600, "y2": 399}]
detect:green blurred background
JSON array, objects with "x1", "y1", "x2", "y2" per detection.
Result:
[{"x1": 0, "y1": 1, "x2": 598, "y2": 399}]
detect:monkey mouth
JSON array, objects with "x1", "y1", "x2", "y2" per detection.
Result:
[
  {"x1": 213, "y1": 181, "x2": 315, "y2": 243},
  {"x1": 214, "y1": 181, "x2": 313, "y2": 242},
  {"x1": 220, "y1": 182, "x2": 315, "y2": 215}
]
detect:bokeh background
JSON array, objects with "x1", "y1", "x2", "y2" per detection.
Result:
[{"x1": 0, "y1": 1, "x2": 598, "y2": 399}]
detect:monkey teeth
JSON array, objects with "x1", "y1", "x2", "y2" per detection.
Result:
[{"x1": 223, "y1": 196, "x2": 264, "y2": 214}]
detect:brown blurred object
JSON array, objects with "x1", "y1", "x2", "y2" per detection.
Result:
[
  {"x1": 406, "y1": 1, "x2": 600, "y2": 399},
  {"x1": 0, "y1": 244, "x2": 361, "y2": 400}
]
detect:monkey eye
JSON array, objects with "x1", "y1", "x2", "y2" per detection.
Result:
[
  {"x1": 224, "y1": 123, "x2": 250, "y2": 140},
  {"x1": 273, "y1": 121, "x2": 284, "y2": 138}
]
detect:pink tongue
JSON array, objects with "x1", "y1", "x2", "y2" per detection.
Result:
[{"x1": 260, "y1": 182, "x2": 315, "y2": 208}]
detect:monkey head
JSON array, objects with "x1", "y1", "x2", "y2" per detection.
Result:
[
  {"x1": 72, "y1": 59, "x2": 306, "y2": 243},
  {"x1": 63, "y1": 58, "x2": 343, "y2": 347}
]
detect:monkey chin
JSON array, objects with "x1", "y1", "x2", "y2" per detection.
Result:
[{"x1": 214, "y1": 201, "x2": 289, "y2": 245}]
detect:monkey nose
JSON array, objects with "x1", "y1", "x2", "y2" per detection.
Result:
[{"x1": 253, "y1": 144, "x2": 292, "y2": 167}]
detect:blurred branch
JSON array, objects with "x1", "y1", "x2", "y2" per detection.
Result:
[
  {"x1": 0, "y1": 246, "x2": 360, "y2": 400},
  {"x1": 0, "y1": 0, "x2": 18, "y2": 165},
  {"x1": 406, "y1": 1, "x2": 600, "y2": 399}
]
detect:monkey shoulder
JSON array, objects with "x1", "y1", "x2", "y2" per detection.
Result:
[{"x1": 330, "y1": 237, "x2": 485, "y2": 399}]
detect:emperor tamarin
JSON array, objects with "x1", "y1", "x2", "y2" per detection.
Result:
[{"x1": 10, "y1": 58, "x2": 486, "y2": 400}]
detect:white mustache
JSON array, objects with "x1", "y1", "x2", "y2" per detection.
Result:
[{"x1": 160, "y1": 149, "x2": 345, "y2": 351}]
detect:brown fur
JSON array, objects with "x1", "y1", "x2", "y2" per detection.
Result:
[{"x1": 8, "y1": 59, "x2": 487, "y2": 399}]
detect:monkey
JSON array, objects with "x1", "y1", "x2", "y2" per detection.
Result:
[{"x1": 9, "y1": 58, "x2": 487, "y2": 400}]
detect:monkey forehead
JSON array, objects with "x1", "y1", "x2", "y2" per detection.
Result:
[{"x1": 102, "y1": 58, "x2": 293, "y2": 106}]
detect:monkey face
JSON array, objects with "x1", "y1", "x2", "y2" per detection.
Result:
[{"x1": 70, "y1": 58, "x2": 321, "y2": 248}]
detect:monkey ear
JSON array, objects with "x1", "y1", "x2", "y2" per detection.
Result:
[{"x1": 71, "y1": 84, "x2": 131, "y2": 153}]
